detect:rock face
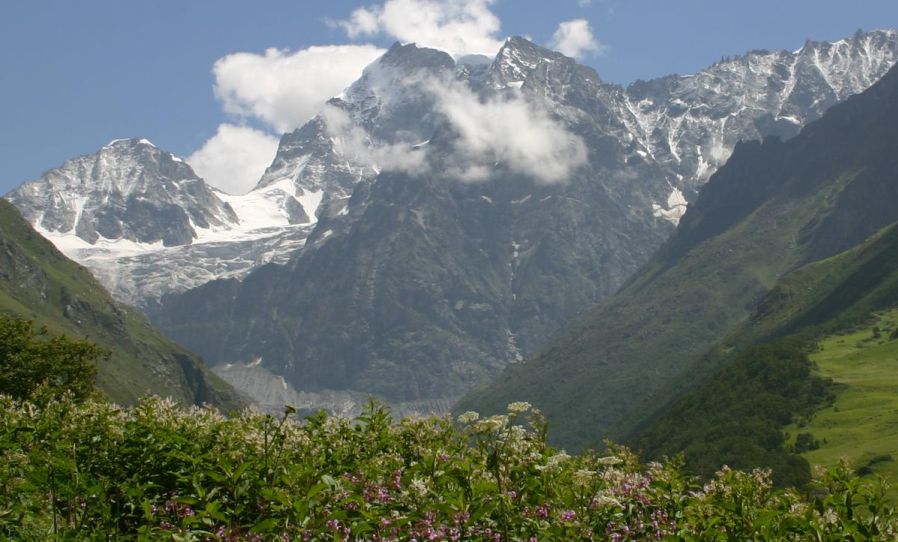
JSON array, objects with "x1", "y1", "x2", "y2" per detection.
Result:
[
  {"x1": 149, "y1": 30, "x2": 898, "y2": 414},
  {"x1": 621, "y1": 29, "x2": 898, "y2": 195}
]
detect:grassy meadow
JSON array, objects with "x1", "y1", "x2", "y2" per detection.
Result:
[{"x1": 795, "y1": 309, "x2": 898, "y2": 493}]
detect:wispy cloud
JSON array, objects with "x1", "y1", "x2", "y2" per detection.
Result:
[
  {"x1": 320, "y1": 66, "x2": 588, "y2": 184},
  {"x1": 320, "y1": 105, "x2": 430, "y2": 175},
  {"x1": 429, "y1": 79, "x2": 588, "y2": 183}
]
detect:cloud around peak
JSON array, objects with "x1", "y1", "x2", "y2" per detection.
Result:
[
  {"x1": 319, "y1": 71, "x2": 588, "y2": 185},
  {"x1": 212, "y1": 44, "x2": 385, "y2": 134},
  {"x1": 429, "y1": 79, "x2": 588, "y2": 183},
  {"x1": 190, "y1": 2, "x2": 603, "y2": 191}
]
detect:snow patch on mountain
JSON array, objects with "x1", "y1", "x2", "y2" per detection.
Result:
[{"x1": 652, "y1": 187, "x2": 689, "y2": 225}]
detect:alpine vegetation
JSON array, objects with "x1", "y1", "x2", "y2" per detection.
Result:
[{"x1": 2, "y1": 396, "x2": 896, "y2": 540}]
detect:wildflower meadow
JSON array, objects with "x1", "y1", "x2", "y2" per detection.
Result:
[{"x1": 0, "y1": 394, "x2": 895, "y2": 540}]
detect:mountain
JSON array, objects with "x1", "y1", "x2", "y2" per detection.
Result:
[
  {"x1": 9, "y1": 138, "x2": 238, "y2": 247},
  {"x1": 6, "y1": 138, "x2": 324, "y2": 308},
  {"x1": 0, "y1": 198, "x2": 243, "y2": 408},
  {"x1": 622, "y1": 29, "x2": 898, "y2": 194},
  {"x1": 149, "y1": 31, "x2": 898, "y2": 415},
  {"x1": 460, "y1": 58, "x2": 898, "y2": 451}
]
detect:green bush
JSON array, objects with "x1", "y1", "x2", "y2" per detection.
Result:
[
  {"x1": 793, "y1": 432, "x2": 820, "y2": 453},
  {"x1": 0, "y1": 316, "x2": 105, "y2": 402}
]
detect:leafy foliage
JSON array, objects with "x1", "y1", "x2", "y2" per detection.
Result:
[
  {"x1": 631, "y1": 341, "x2": 835, "y2": 487},
  {"x1": 1, "y1": 396, "x2": 895, "y2": 540},
  {"x1": 0, "y1": 316, "x2": 104, "y2": 401}
]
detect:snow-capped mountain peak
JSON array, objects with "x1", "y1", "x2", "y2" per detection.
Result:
[
  {"x1": 489, "y1": 36, "x2": 572, "y2": 89},
  {"x1": 620, "y1": 28, "x2": 898, "y2": 198},
  {"x1": 5, "y1": 137, "x2": 327, "y2": 307},
  {"x1": 8, "y1": 137, "x2": 238, "y2": 247}
]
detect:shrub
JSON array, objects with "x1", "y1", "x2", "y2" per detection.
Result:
[
  {"x1": 0, "y1": 316, "x2": 105, "y2": 402},
  {"x1": 793, "y1": 432, "x2": 820, "y2": 453}
]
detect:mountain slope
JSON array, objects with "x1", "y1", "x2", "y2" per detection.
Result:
[
  {"x1": 631, "y1": 339, "x2": 833, "y2": 487},
  {"x1": 460, "y1": 60, "x2": 898, "y2": 451},
  {"x1": 631, "y1": 219, "x2": 898, "y2": 484},
  {"x1": 0, "y1": 198, "x2": 242, "y2": 408},
  {"x1": 795, "y1": 309, "x2": 898, "y2": 494}
]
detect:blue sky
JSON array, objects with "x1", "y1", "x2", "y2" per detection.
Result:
[{"x1": 1, "y1": 0, "x2": 896, "y2": 194}]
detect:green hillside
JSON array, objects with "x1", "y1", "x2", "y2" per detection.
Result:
[
  {"x1": 630, "y1": 217, "x2": 898, "y2": 484},
  {"x1": 630, "y1": 339, "x2": 834, "y2": 487},
  {"x1": 0, "y1": 199, "x2": 242, "y2": 408}
]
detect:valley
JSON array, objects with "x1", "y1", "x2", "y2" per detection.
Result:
[{"x1": 2, "y1": 5, "x2": 898, "y2": 536}]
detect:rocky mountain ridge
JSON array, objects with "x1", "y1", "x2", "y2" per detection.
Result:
[{"x1": 8, "y1": 31, "x2": 896, "y2": 309}]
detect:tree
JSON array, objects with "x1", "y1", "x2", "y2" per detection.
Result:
[{"x1": 0, "y1": 316, "x2": 106, "y2": 401}]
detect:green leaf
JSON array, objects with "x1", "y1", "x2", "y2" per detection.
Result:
[{"x1": 252, "y1": 517, "x2": 282, "y2": 533}]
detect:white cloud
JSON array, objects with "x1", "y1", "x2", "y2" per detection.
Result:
[
  {"x1": 320, "y1": 105, "x2": 429, "y2": 175},
  {"x1": 212, "y1": 44, "x2": 385, "y2": 133},
  {"x1": 338, "y1": 0, "x2": 504, "y2": 56},
  {"x1": 187, "y1": 124, "x2": 279, "y2": 195},
  {"x1": 429, "y1": 80, "x2": 588, "y2": 183},
  {"x1": 577, "y1": 0, "x2": 592, "y2": 6},
  {"x1": 549, "y1": 19, "x2": 603, "y2": 59}
]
